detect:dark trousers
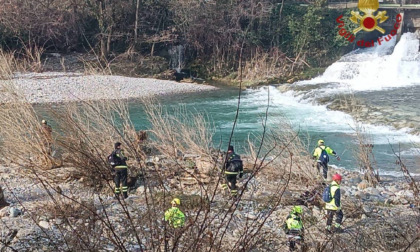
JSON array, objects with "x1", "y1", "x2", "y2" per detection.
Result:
[
  {"x1": 114, "y1": 168, "x2": 128, "y2": 198},
  {"x1": 326, "y1": 209, "x2": 343, "y2": 226},
  {"x1": 226, "y1": 174, "x2": 238, "y2": 196},
  {"x1": 317, "y1": 162, "x2": 328, "y2": 179},
  {"x1": 287, "y1": 230, "x2": 304, "y2": 250}
]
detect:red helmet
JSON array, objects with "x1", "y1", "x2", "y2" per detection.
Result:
[{"x1": 332, "y1": 173, "x2": 342, "y2": 181}]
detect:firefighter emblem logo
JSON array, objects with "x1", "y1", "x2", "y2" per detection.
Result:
[{"x1": 350, "y1": 0, "x2": 388, "y2": 34}]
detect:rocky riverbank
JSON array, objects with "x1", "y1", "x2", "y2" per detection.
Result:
[
  {"x1": 0, "y1": 72, "x2": 217, "y2": 104},
  {"x1": 0, "y1": 153, "x2": 418, "y2": 251}
]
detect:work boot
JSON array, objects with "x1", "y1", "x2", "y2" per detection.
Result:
[
  {"x1": 325, "y1": 225, "x2": 332, "y2": 234},
  {"x1": 333, "y1": 224, "x2": 344, "y2": 233},
  {"x1": 123, "y1": 192, "x2": 128, "y2": 199}
]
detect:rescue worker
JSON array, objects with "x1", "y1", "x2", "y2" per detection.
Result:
[
  {"x1": 164, "y1": 198, "x2": 185, "y2": 228},
  {"x1": 221, "y1": 145, "x2": 243, "y2": 198},
  {"x1": 325, "y1": 173, "x2": 344, "y2": 233},
  {"x1": 41, "y1": 120, "x2": 53, "y2": 155},
  {"x1": 113, "y1": 142, "x2": 129, "y2": 199},
  {"x1": 313, "y1": 139, "x2": 340, "y2": 179},
  {"x1": 283, "y1": 206, "x2": 304, "y2": 251}
]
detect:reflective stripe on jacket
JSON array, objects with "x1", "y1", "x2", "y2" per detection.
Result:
[
  {"x1": 224, "y1": 152, "x2": 243, "y2": 175},
  {"x1": 115, "y1": 149, "x2": 128, "y2": 169},
  {"x1": 325, "y1": 181, "x2": 341, "y2": 210}
]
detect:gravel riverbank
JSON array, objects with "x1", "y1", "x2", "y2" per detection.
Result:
[{"x1": 1, "y1": 72, "x2": 217, "y2": 104}]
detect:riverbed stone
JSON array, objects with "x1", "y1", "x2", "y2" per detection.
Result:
[
  {"x1": 39, "y1": 221, "x2": 50, "y2": 229},
  {"x1": 357, "y1": 181, "x2": 369, "y2": 190},
  {"x1": 362, "y1": 205, "x2": 373, "y2": 214},
  {"x1": 388, "y1": 185, "x2": 400, "y2": 193},
  {"x1": 365, "y1": 187, "x2": 380, "y2": 196},
  {"x1": 349, "y1": 176, "x2": 362, "y2": 184}
]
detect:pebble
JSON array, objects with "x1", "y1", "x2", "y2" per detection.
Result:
[
  {"x1": 362, "y1": 205, "x2": 373, "y2": 214},
  {"x1": 9, "y1": 207, "x2": 22, "y2": 217},
  {"x1": 38, "y1": 221, "x2": 50, "y2": 229}
]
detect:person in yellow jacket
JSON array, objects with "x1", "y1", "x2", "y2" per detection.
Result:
[
  {"x1": 283, "y1": 206, "x2": 304, "y2": 251},
  {"x1": 325, "y1": 174, "x2": 344, "y2": 233},
  {"x1": 164, "y1": 198, "x2": 185, "y2": 228},
  {"x1": 313, "y1": 139, "x2": 340, "y2": 179}
]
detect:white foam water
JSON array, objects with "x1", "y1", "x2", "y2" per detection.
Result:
[
  {"x1": 241, "y1": 87, "x2": 420, "y2": 144},
  {"x1": 297, "y1": 33, "x2": 420, "y2": 92}
]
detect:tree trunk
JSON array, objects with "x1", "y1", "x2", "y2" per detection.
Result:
[
  {"x1": 106, "y1": 25, "x2": 112, "y2": 57},
  {"x1": 98, "y1": 0, "x2": 108, "y2": 59},
  {"x1": 134, "y1": 0, "x2": 140, "y2": 48}
]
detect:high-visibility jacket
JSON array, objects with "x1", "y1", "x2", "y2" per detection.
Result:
[
  {"x1": 285, "y1": 213, "x2": 303, "y2": 231},
  {"x1": 164, "y1": 207, "x2": 185, "y2": 228},
  {"x1": 114, "y1": 149, "x2": 128, "y2": 169},
  {"x1": 325, "y1": 181, "x2": 341, "y2": 211},
  {"x1": 313, "y1": 145, "x2": 336, "y2": 162}
]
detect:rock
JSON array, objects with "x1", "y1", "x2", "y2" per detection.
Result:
[
  {"x1": 183, "y1": 154, "x2": 200, "y2": 160},
  {"x1": 362, "y1": 205, "x2": 373, "y2": 214},
  {"x1": 403, "y1": 191, "x2": 414, "y2": 198},
  {"x1": 39, "y1": 221, "x2": 50, "y2": 229},
  {"x1": 400, "y1": 198, "x2": 409, "y2": 205},
  {"x1": 9, "y1": 207, "x2": 22, "y2": 217},
  {"x1": 0, "y1": 207, "x2": 9, "y2": 217},
  {"x1": 195, "y1": 158, "x2": 214, "y2": 174},
  {"x1": 245, "y1": 213, "x2": 258, "y2": 220},
  {"x1": 369, "y1": 195, "x2": 386, "y2": 203},
  {"x1": 361, "y1": 214, "x2": 367, "y2": 219},
  {"x1": 349, "y1": 176, "x2": 362, "y2": 184},
  {"x1": 136, "y1": 186, "x2": 145, "y2": 194},
  {"x1": 365, "y1": 188, "x2": 380, "y2": 196},
  {"x1": 388, "y1": 185, "x2": 400, "y2": 193},
  {"x1": 354, "y1": 191, "x2": 367, "y2": 200},
  {"x1": 357, "y1": 181, "x2": 369, "y2": 190}
]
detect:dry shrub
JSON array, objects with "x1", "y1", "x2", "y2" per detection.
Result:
[
  {"x1": 246, "y1": 121, "x2": 318, "y2": 185},
  {"x1": 81, "y1": 56, "x2": 113, "y2": 75},
  {"x1": 242, "y1": 47, "x2": 289, "y2": 82},
  {"x1": 144, "y1": 100, "x2": 215, "y2": 159},
  {"x1": 48, "y1": 99, "x2": 143, "y2": 188},
  {"x1": 0, "y1": 83, "x2": 53, "y2": 168},
  {"x1": 0, "y1": 50, "x2": 22, "y2": 79},
  {"x1": 353, "y1": 123, "x2": 379, "y2": 186},
  {"x1": 21, "y1": 41, "x2": 45, "y2": 73}
]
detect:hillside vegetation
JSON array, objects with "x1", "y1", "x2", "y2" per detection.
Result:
[{"x1": 0, "y1": 0, "x2": 354, "y2": 83}]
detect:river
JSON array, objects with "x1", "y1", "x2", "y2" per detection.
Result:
[{"x1": 128, "y1": 33, "x2": 420, "y2": 176}]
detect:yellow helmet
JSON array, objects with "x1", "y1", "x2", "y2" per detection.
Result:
[
  {"x1": 171, "y1": 198, "x2": 181, "y2": 205},
  {"x1": 318, "y1": 139, "x2": 325, "y2": 146}
]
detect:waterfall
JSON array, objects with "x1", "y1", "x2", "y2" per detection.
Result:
[
  {"x1": 298, "y1": 32, "x2": 420, "y2": 92},
  {"x1": 168, "y1": 45, "x2": 185, "y2": 73}
]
